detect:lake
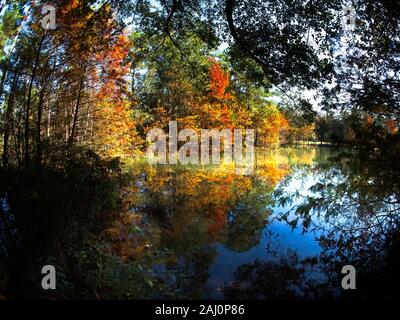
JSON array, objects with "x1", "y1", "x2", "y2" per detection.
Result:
[{"x1": 113, "y1": 146, "x2": 400, "y2": 299}]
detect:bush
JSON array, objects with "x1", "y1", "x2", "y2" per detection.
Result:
[{"x1": 0, "y1": 147, "x2": 128, "y2": 298}]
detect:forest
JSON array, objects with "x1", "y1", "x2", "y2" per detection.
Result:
[{"x1": 0, "y1": 0, "x2": 399, "y2": 300}]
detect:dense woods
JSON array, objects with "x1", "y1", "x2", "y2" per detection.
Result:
[
  {"x1": 0, "y1": 0, "x2": 399, "y2": 300},
  {"x1": 0, "y1": 0, "x2": 295, "y2": 169},
  {"x1": 1, "y1": 0, "x2": 399, "y2": 167}
]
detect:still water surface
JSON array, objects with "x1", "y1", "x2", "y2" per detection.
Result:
[{"x1": 122, "y1": 146, "x2": 399, "y2": 299}]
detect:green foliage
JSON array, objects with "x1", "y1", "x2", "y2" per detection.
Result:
[
  {"x1": 315, "y1": 115, "x2": 345, "y2": 144},
  {"x1": 0, "y1": 1, "x2": 22, "y2": 61}
]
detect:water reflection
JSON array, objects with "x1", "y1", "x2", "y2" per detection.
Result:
[{"x1": 111, "y1": 146, "x2": 400, "y2": 299}]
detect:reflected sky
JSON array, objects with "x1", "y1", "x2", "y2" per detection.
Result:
[{"x1": 115, "y1": 146, "x2": 400, "y2": 299}]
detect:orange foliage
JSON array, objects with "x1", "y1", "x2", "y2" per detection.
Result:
[
  {"x1": 92, "y1": 34, "x2": 139, "y2": 158},
  {"x1": 258, "y1": 109, "x2": 290, "y2": 147},
  {"x1": 386, "y1": 119, "x2": 398, "y2": 135},
  {"x1": 97, "y1": 34, "x2": 131, "y2": 99},
  {"x1": 208, "y1": 58, "x2": 231, "y2": 100},
  {"x1": 365, "y1": 114, "x2": 373, "y2": 129},
  {"x1": 61, "y1": 0, "x2": 80, "y2": 14},
  {"x1": 187, "y1": 58, "x2": 236, "y2": 130}
]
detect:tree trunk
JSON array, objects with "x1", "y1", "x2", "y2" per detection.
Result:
[
  {"x1": 24, "y1": 34, "x2": 46, "y2": 167},
  {"x1": 68, "y1": 71, "x2": 86, "y2": 147},
  {"x1": 3, "y1": 73, "x2": 19, "y2": 168},
  {"x1": 0, "y1": 68, "x2": 7, "y2": 100},
  {"x1": 35, "y1": 88, "x2": 46, "y2": 165}
]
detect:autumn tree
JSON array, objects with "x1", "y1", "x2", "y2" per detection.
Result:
[
  {"x1": 92, "y1": 34, "x2": 139, "y2": 158},
  {"x1": 0, "y1": 0, "x2": 141, "y2": 167}
]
